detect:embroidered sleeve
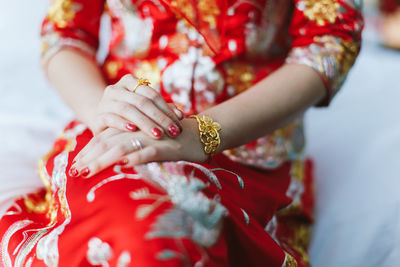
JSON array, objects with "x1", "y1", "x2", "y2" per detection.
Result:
[
  {"x1": 286, "y1": 0, "x2": 364, "y2": 106},
  {"x1": 40, "y1": 0, "x2": 105, "y2": 67}
]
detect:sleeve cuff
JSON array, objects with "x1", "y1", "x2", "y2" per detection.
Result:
[
  {"x1": 41, "y1": 32, "x2": 97, "y2": 69},
  {"x1": 285, "y1": 35, "x2": 359, "y2": 106}
]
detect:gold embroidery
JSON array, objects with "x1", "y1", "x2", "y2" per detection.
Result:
[
  {"x1": 290, "y1": 223, "x2": 311, "y2": 265},
  {"x1": 198, "y1": 0, "x2": 220, "y2": 27},
  {"x1": 303, "y1": 0, "x2": 339, "y2": 26},
  {"x1": 134, "y1": 61, "x2": 162, "y2": 87},
  {"x1": 48, "y1": 0, "x2": 79, "y2": 28},
  {"x1": 226, "y1": 62, "x2": 255, "y2": 93},
  {"x1": 338, "y1": 40, "x2": 358, "y2": 76},
  {"x1": 170, "y1": 0, "x2": 220, "y2": 28},
  {"x1": 314, "y1": 36, "x2": 358, "y2": 76},
  {"x1": 105, "y1": 60, "x2": 123, "y2": 79},
  {"x1": 290, "y1": 160, "x2": 305, "y2": 182},
  {"x1": 170, "y1": 0, "x2": 195, "y2": 21},
  {"x1": 284, "y1": 252, "x2": 298, "y2": 267}
]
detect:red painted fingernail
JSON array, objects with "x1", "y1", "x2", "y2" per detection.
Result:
[
  {"x1": 72, "y1": 160, "x2": 76, "y2": 165},
  {"x1": 117, "y1": 159, "x2": 129, "y2": 165},
  {"x1": 126, "y1": 123, "x2": 137, "y2": 132},
  {"x1": 151, "y1": 127, "x2": 162, "y2": 137},
  {"x1": 69, "y1": 167, "x2": 79, "y2": 177},
  {"x1": 168, "y1": 125, "x2": 180, "y2": 137},
  {"x1": 81, "y1": 167, "x2": 90, "y2": 177}
]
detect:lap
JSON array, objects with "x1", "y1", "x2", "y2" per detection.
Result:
[{"x1": 0, "y1": 122, "x2": 313, "y2": 267}]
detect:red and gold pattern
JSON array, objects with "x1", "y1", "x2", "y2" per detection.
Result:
[{"x1": 0, "y1": 0, "x2": 363, "y2": 266}]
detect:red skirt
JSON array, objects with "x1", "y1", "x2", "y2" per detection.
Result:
[{"x1": 0, "y1": 122, "x2": 314, "y2": 267}]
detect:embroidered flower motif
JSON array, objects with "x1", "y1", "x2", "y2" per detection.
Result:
[
  {"x1": 48, "y1": 0, "x2": 80, "y2": 28},
  {"x1": 225, "y1": 61, "x2": 255, "y2": 94},
  {"x1": 302, "y1": 0, "x2": 339, "y2": 26},
  {"x1": 87, "y1": 237, "x2": 113, "y2": 266}
]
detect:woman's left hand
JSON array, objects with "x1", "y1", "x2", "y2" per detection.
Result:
[{"x1": 69, "y1": 118, "x2": 208, "y2": 178}]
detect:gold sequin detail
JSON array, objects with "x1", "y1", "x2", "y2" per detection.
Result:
[
  {"x1": 284, "y1": 252, "x2": 298, "y2": 267},
  {"x1": 303, "y1": 0, "x2": 339, "y2": 26},
  {"x1": 226, "y1": 62, "x2": 255, "y2": 93},
  {"x1": 134, "y1": 61, "x2": 162, "y2": 87},
  {"x1": 48, "y1": 0, "x2": 79, "y2": 28},
  {"x1": 288, "y1": 223, "x2": 312, "y2": 265}
]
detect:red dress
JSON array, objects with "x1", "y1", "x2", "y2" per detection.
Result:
[{"x1": 0, "y1": 0, "x2": 362, "y2": 266}]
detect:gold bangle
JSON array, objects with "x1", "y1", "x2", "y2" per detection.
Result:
[
  {"x1": 132, "y1": 78, "x2": 151, "y2": 93},
  {"x1": 190, "y1": 115, "x2": 221, "y2": 156}
]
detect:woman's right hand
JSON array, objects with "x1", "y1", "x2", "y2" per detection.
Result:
[{"x1": 90, "y1": 74, "x2": 183, "y2": 139}]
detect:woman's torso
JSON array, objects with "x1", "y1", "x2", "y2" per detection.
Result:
[{"x1": 103, "y1": 0, "x2": 305, "y2": 169}]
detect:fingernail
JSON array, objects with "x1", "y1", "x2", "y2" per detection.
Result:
[
  {"x1": 126, "y1": 123, "x2": 137, "y2": 132},
  {"x1": 81, "y1": 167, "x2": 90, "y2": 177},
  {"x1": 72, "y1": 160, "x2": 76, "y2": 165},
  {"x1": 151, "y1": 127, "x2": 162, "y2": 138},
  {"x1": 168, "y1": 125, "x2": 180, "y2": 137},
  {"x1": 117, "y1": 159, "x2": 129, "y2": 165},
  {"x1": 69, "y1": 167, "x2": 79, "y2": 177}
]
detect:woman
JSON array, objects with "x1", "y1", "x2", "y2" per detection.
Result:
[{"x1": 0, "y1": 0, "x2": 363, "y2": 266}]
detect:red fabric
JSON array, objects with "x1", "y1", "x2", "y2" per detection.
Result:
[{"x1": 0, "y1": 124, "x2": 314, "y2": 266}]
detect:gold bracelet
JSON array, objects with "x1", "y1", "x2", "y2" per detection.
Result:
[{"x1": 190, "y1": 115, "x2": 221, "y2": 156}]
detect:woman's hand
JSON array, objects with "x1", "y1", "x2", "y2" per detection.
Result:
[
  {"x1": 69, "y1": 119, "x2": 207, "y2": 178},
  {"x1": 90, "y1": 74, "x2": 183, "y2": 139}
]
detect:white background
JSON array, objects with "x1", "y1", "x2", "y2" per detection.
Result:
[{"x1": 0, "y1": 1, "x2": 399, "y2": 266}]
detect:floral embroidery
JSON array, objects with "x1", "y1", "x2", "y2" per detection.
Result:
[
  {"x1": 223, "y1": 118, "x2": 305, "y2": 169},
  {"x1": 87, "y1": 237, "x2": 113, "y2": 267},
  {"x1": 48, "y1": 0, "x2": 80, "y2": 28},
  {"x1": 302, "y1": 0, "x2": 339, "y2": 26},
  {"x1": 286, "y1": 35, "x2": 359, "y2": 99},
  {"x1": 225, "y1": 61, "x2": 255, "y2": 94},
  {"x1": 198, "y1": 0, "x2": 220, "y2": 27}
]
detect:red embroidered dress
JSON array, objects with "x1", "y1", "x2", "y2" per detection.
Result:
[{"x1": 0, "y1": 0, "x2": 362, "y2": 266}]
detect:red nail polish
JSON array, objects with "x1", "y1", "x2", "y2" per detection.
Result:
[
  {"x1": 117, "y1": 159, "x2": 129, "y2": 165},
  {"x1": 69, "y1": 167, "x2": 79, "y2": 177},
  {"x1": 126, "y1": 123, "x2": 137, "y2": 132},
  {"x1": 151, "y1": 127, "x2": 162, "y2": 137},
  {"x1": 168, "y1": 125, "x2": 180, "y2": 137},
  {"x1": 72, "y1": 160, "x2": 76, "y2": 165},
  {"x1": 81, "y1": 167, "x2": 90, "y2": 177}
]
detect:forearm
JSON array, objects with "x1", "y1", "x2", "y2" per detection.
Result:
[
  {"x1": 202, "y1": 64, "x2": 326, "y2": 152},
  {"x1": 46, "y1": 49, "x2": 107, "y2": 126}
]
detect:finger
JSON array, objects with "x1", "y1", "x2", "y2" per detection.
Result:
[
  {"x1": 167, "y1": 103, "x2": 184, "y2": 120},
  {"x1": 135, "y1": 86, "x2": 182, "y2": 126},
  {"x1": 122, "y1": 144, "x2": 177, "y2": 167},
  {"x1": 96, "y1": 113, "x2": 138, "y2": 134},
  {"x1": 80, "y1": 142, "x2": 134, "y2": 178},
  {"x1": 106, "y1": 100, "x2": 166, "y2": 139},
  {"x1": 71, "y1": 129, "x2": 119, "y2": 170},
  {"x1": 116, "y1": 75, "x2": 182, "y2": 134},
  {"x1": 110, "y1": 86, "x2": 181, "y2": 137}
]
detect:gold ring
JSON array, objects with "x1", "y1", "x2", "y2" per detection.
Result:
[
  {"x1": 132, "y1": 78, "x2": 151, "y2": 93},
  {"x1": 130, "y1": 139, "x2": 143, "y2": 151}
]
